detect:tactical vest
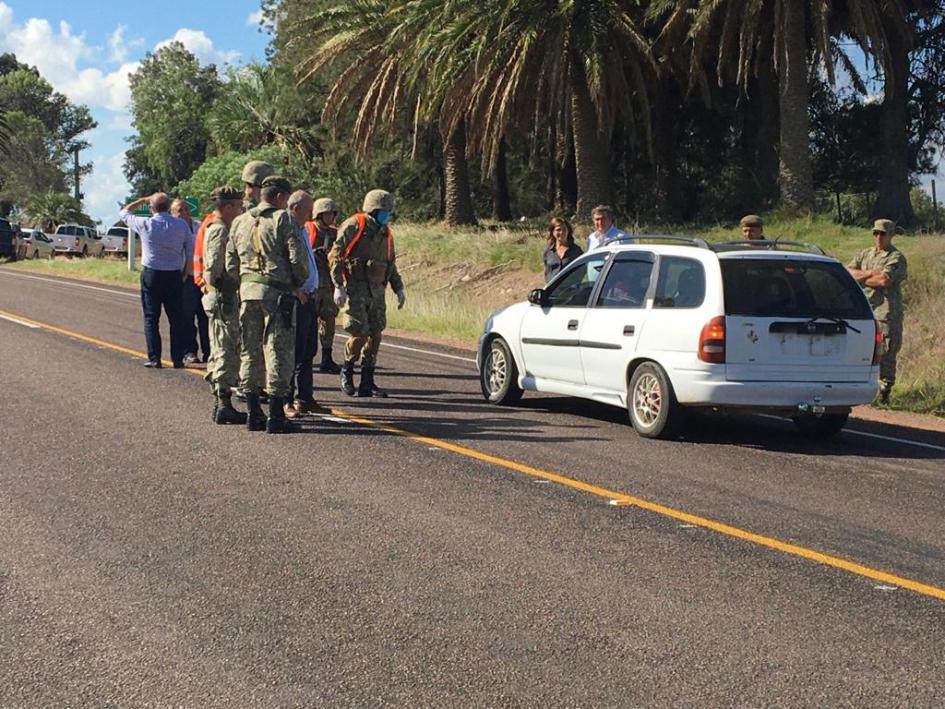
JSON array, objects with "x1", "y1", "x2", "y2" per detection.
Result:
[
  {"x1": 192, "y1": 212, "x2": 216, "y2": 288},
  {"x1": 340, "y1": 213, "x2": 393, "y2": 286}
]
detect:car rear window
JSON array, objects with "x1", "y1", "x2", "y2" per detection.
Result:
[
  {"x1": 107, "y1": 228, "x2": 127, "y2": 236},
  {"x1": 721, "y1": 258, "x2": 873, "y2": 319}
]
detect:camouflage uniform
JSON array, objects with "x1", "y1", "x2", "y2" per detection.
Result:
[
  {"x1": 330, "y1": 190, "x2": 404, "y2": 397},
  {"x1": 313, "y1": 223, "x2": 339, "y2": 352},
  {"x1": 847, "y1": 242, "x2": 907, "y2": 395},
  {"x1": 201, "y1": 215, "x2": 241, "y2": 396},
  {"x1": 226, "y1": 198, "x2": 309, "y2": 402}
]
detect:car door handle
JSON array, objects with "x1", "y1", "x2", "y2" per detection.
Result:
[
  {"x1": 567, "y1": 320, "x2": 578, "y2": 331},
  {"x1": 623, "y1": 325, "x2": 635, "y2": 336}
]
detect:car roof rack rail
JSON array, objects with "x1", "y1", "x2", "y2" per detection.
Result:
[
  {"x1": 607, "y1": 234, "x2": 711, "y2": 249},
  {"x1": 711, "y1": 239, "x2": 825, "y2": 255}
]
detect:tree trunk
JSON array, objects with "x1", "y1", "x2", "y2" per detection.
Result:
[
  {"x1": 570, "y1": 64, "x2": 613, "y2": 221},
  {"x1": 491, "y1": 138, "x2": 512, "y2": 221},
  {"x1": 872, "y1": 20, "x2": 915, "y2": 225},
  {"x1": 650, "y1": 78, "x2": 683, "y2": 221},
  {"x1": 443, "y1": 119, "x2": 477, "y2": 226},
  {"x1": 777, "y1": 1, "x2": 815, "y2": 212},
  {"x1": 743, "y1": 52, "x2": 780, "y2": 207}
]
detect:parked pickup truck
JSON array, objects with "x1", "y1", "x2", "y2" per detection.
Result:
[
  {"x1": 102, "y1": 225, "x2": 140, "y2": 256},
  {"x1": 53, "y1": 224, "x2": 104, "y2": 257}
]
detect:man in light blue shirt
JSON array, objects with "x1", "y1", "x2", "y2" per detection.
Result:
[
  {"x1": 120, "y1": 193, "x2": 192, "y2": 368},
  {"x1": 285, "y1": 190, "x2": 322, "y2": 416},
  {"x1": 586, "y1": 204, "x2": 627, "y2": 251}
]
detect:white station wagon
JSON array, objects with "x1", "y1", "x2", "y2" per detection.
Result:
[{"x1": 477, "y1": 237, "x2": 881, "y2": 439}]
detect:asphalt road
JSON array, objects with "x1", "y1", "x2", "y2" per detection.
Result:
[{"x1": 1, "y1": 267, "x2": 944, "y2": 707}]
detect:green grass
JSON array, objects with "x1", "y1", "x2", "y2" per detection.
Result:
[
  {"x1": 4, "y1": 214, "x2": 943, "y2": 415},
  {"x1": 3, "y1": 255, "x2": 141, "y2": 286}
]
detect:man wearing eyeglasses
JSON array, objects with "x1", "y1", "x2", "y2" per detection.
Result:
[{"x1": 846, "y1": 219, "x2": 908, "y2": 405}]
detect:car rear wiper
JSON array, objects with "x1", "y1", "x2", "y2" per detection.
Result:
[{"x1": 804, "y1": 315, "x2": 860, "y2": 334}]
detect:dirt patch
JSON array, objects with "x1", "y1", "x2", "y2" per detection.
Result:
[
  {"x1": 851, "y1": 405, "x2": 945, "y2": 433},
  {"x1": 398, "y1": 256, "x2": 541, "y2": 301}
]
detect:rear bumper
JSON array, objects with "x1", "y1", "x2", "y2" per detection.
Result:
[{"x1": 674, "y1": 368, "x2": 878, "y2": 410}]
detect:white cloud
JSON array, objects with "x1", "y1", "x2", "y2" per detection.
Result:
[
  {"x1": 83, "y1": 149, "x2": 129, "y2": 225},
  {"x1": 155, "y1": 28, "x2": 240, "y2": 67},
  {"x1": 107, "y1": 25, "x2": 144, "y2": 65},
  {"x1": 246, "y1": 10, "x2": 263, "y2": 27},
  {"x1": 0, "y1": 6, "x2": 138, "y2": 112}
]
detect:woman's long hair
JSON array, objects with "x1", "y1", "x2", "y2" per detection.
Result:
[{"x1": 547, "y1": 217, "x2": 574, "y2": 247}]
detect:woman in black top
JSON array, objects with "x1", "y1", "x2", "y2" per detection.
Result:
[{"x1": 543, "y1": 216, "x2": 583, "y2": 282}]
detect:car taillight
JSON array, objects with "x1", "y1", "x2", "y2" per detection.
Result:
[
  {"x1": 698, "y1": 316, "x2": 726, "y2": 363},
  {"x1": 872, "y1": 321, "x2": 883, "y2": 365}
]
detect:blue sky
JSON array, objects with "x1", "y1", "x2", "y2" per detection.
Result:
[{"x1": 0, "y1": 1, "x2": 270, "y2": 224}]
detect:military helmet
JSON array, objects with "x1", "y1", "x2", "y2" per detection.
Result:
[
  {"x1": 313, "y1": 197, "x2": 338, "y2": 217},
  {"x1": 261, "y1": 175, "x2": 292, "y2": 194},
  {"x1": 872, "y1": 218, "x2": 896, "y2": 235},
  {"x1": 210, "y1": 185, "x2": 243, "y2": 203},
  {"x1": 362, "y1": 189, "x2": 394, "y2": 213},
  {"x1": 740, "y1": 214, "x2": 763, "y2": 228},
  {"x1": 241, "y1": 160, "x2": 275, "y2": 187}
]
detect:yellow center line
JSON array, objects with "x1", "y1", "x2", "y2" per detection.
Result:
[{"x1": 4, "y1": 306, "x2": 945, "y2": 604}]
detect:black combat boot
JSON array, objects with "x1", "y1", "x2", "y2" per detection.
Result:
[
  {"x1": 879, "y1": 386, "x2": 891, "y2": 406},
  {"x1": 319, "y1": 347, "x2": 342, "y2": 374},
  {"x1": 245, "y1": 394, "x2": 267, "y2": 431},
  {"x1": 358, "y1": 366, "x2": 388, "y2": 398},
  {"x1": 340, "y1": 361, "x2": 356, "y2": 396},
  {"x1": 211, "y1": 394, "x2": 220, "y2": 423},
  {"x1": 215, "y1": 392, "x2": 247, "y2": 425},
  {"x1": 266, "y1": 396, "x2": 297, "y2": 434}
]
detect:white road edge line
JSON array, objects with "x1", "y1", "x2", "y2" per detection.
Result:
[
  {"x1": 0, "y1": 269, "x2": 138, "y2": 299},
  {"x1": 758, "y1": 413, "x2": 945, "y2": 453},
  {"x1": 0, "y1": 313, "x2": 39, "y2": 328}
]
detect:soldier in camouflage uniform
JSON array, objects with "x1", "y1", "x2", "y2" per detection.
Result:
[
  {"x1": 311, "y1": 198, "x2": 341, "y2": 373},
  {"x1": 847, "y1": 219, "x2": 908, "y2": 405},
  {"x1": 226, "y1": 176, "x2": 309, "y2": 433},
  {"x1": 201, "y1": 186, "x2": 246, "y2": 425},
  {"x1": 330, "y1": 189, "x2": 406, "y2": 398},
  {"x1": 231, "y1": 160, "x2": 274, "y2": 401}
]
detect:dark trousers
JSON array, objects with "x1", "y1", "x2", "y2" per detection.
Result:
[
  {"x1": 140, "y1": 267, "x2": 185, "y2": 364},
  {"x1": 182, "y1": 279, "x2": 210, "y2": 360},
  {"x1": 291, "y1": 296, "x2": 319, "y2": 403}
]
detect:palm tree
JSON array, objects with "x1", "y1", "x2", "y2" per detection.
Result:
[
  {"x1": 421, "y1": 0, "x2": 655, "y2": 220},
  {"x1": 653, "y1": 0, "x2": 909, "y2": 213},
  {"x1": 294, "y1": 0, "x2": 478, "y2": 225},
  {"x1": 23, "y1": 191, "x2": 88, "y2": 231},
  {"x1": 207, "y1": 63, "x2": 316, "y2": 164}
]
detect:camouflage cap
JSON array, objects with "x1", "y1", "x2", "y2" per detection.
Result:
[
  {"x1": 362, "y1": 189, "x2": 394, "y2": 213},
  {"x1": 210, "y1": 185, "x2": 243, "y2": 202},
  {"x1": 740, "y1": 214, "x2": 763, "y2": 228},
  {"x1": 313, "y1": 197, "x2": 337, "y2": 217},
  {"x1": 240, "y1": 160, "x2": 275, "y2": 187},
  {"x1": 872, "y1": 218, "x2": 896, "y2": 234},
  {"x1": 261, "y1": 175, "x2": 292, "y2": 194}
]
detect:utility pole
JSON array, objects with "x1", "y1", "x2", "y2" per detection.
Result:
[{"x1": 72, "y1": 146, "x2": 81, "y2": 203}]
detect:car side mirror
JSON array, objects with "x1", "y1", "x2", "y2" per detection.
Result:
[{"x1": 528, "y1": 288, "x2": 546, "y2": 306}]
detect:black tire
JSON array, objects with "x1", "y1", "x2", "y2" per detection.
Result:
[
  {"x1": 792, "y1": 412, "x2": 849, "y2": 439},
  {"x1": 81, "y1": 245, "x2": 88, "y2": 257},
  {"x1": 627, "y1": 362, "x2": 684, "y2": 439},
  {"x1": 480, "y1": 337, "x2": 523, "y2": 405}
]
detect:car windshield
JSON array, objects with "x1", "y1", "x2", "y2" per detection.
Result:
[
  {"x1": 107, "y1": 228, "x2": 127, "y2": 236},
  {"x1": 721, "y1": 258, "x2": 873, "y2": 319}
]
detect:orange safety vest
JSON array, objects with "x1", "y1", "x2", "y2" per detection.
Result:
[
  {"x1": 303, "y1": 221, "x2": 318, "y2": 249},
  {"x1": 340, "y1": 213, "x2": 392, "y2": 262},
  {"x1": 192, "y1": 212, "x2": 216, "y2": 288}
]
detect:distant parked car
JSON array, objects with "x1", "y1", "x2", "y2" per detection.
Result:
[
  {"x1": 53, "y1": 224, "x2": 104, "y2": 257},
  {"x1": 21, "y1": 228, "x2": 55, "y2": 259},
  {"x1": 0, "y1": 218, "x2": 18, "y2": 260},
  {"x1": 102, "y1": 225, "x2": 139, "y2": 256}
]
